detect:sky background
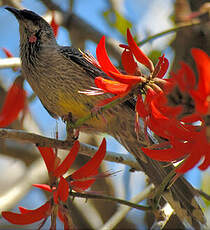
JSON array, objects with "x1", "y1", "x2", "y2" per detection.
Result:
[{"x1": 0, "y1": 0, "x2": 207, "y2": 229}]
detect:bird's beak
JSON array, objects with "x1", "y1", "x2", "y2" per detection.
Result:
[{"x1": 5, "y1": 7, "x2": 22, "y2": 20}]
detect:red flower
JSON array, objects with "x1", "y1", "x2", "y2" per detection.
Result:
[
  {"x1": 141, "y1": 49, "x2": 210, "y2": 173},
  {"x1": 2, "y1": 139, "x2": 106, "y2": 229},
  {"x1": 68, "y1": 138, "x2": 106, "y2": 191},
  {"x1": 0, "y1": 76, "x2": 26, "y2": 127},
  {"x1": 86, "y1": 29, "x2": 169, "y2": 134},
  {"x1": 38, "y1": 140, "x2": 79, "y2": 182},
  {"x1": 2, "y1": 201, "x2": 51, "y2": 225},
  {"x1": 142, "y1": 127, "x2": 210, "y2": 174},
  {"x1": 93, "y1": 29, "x2": 168, "y2": 102},
  {"x1": 50, "y1": 11, "x2": 59, "y2": 37}
]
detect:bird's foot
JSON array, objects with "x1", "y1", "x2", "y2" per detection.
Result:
[
  {"x1": 62, "y1": 112, "x2": 80, "y2": 142},
  {"x1": 91, "y1": 106, "x2": 107, "y2": 124}
]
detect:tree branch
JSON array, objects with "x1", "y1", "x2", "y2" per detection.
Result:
[
  {"x1": 0, "y1": 128, "x2": 141, "y2": 170},
  {"x1": 70, "y1": 191, "x2": 151, "y2": 211},
  {"x1": 138, "y1": 20, "x2": 204, "y2": 46},
  {"x1": 196, "y1": 189, "x2": 210, "y2": 201},
  {"x1": 0, "y1": 57, "x2": 21, "y2": 69}
]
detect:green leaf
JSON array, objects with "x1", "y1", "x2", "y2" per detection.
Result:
[
  {"x1": 148, "y1": 50, "x2": 162, "y2": 64},
  {"x1": 103, "y1": 9, "x2": 132, "y2": 36}
]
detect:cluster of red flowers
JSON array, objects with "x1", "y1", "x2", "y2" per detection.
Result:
[
  {"x1": 2, "y1": 139, "x2": 106, "y2": 229},
  {"x1": 87, "y1": 29, "x2": 209, "y2": 174}
]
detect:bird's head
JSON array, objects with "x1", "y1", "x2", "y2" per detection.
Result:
[{"x1": 5, "y1": 7, "x2": 56, "y2": 47}]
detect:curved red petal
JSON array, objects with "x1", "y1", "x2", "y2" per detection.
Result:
[
  {"x1": 2, "y1": 47, "x2": 13, "y2": 58},
  {"x1": 37, "y1": 146, "x2": 56, "y2": 173},
  {"x1": 156, "y1": 56, "x2": 169, "y2": 78},
  {"x1": 0, "y1": 79, "x2": 26, "y2": 127},
  {"x1": 33, "y1": 184, "x2": 52, "y2": 192},
  {"x1": 96, "y1": 36, "x2": 121, "y2": 75},
  {"x1": 57, "y1": 176, "x2": 69, "y2": 202},
  {"x1": 71, "y1": 179, "x2": 95, "y2": 191},
  {"x1": 53, "y1": 141, "x2": 79, "y2": 178},
  {"x1": 50, "y1": 11, "x2": 59, "y2": 37},
  {"x1": 2, "y1": 201, "x2": 51, "y2": 225},
  {"x1": 109, "y1": 71, "x2": 143, "y2": 85},
  {"x1": 180, "y1": 61, "x2": 196, "y2": 89},
  {"x1": 127, "y1": 29, "x2": 154, "y2": 72},
  {"x1": 121, "y1": 49, "x2": 138, "y2": 75},
  {"x1": 191, "y1": 48, "x2": 210, "y2": 94},
  {"x1": 181, "y1": 114, "x2": 203, "y2": 123},
  {"x1": 141, "y1": 146, "x2": 185, "y2": 162},
  {"x1": 18, "y1": 206, "x2": 30, "y2": 214},
  {"x1": 71, "y1": 138, "x2": 106, "y2": 180},
  {"x1": 95, "y1": 77, "x2": 130, "y2": 95},
  {"x1": 190, "y1": 49, "x2": 210, "y2": 114},
  {"x1": 198, "y1": 147, "x2": 210, "y2": 170},
  {"x1": 176, "y1": 151, "x2": 202, "y2": 174}
]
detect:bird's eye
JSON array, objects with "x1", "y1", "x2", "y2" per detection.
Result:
[
  {"x1": 29, "y1": 35, "x2": 37, "y2": 43},
  {"x1": 28, "y1": 29, "x2": 41, "y2": 43}
]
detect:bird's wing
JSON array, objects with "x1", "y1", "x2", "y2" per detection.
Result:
[
  {"x1": 58, "y1": 46, "x2": 136, "y2": 111},
  {"x1": 58, "y1": 46, "x2": 106, "y2": 79}
]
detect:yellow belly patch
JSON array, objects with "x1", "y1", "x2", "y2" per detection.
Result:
[{"x1": 57, "y1": 91, "x2": 108, "y2": 130}]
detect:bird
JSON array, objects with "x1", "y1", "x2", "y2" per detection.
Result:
[{"x1": 5, "y1": 7, "x2": 205, "y2": 228}]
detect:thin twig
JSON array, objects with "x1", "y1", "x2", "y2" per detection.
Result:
[
  {"x1": 70, "y1": 191, "x2": 151, "y2": 211},
  {"x1": 0, "y1": 128, "x2": 141, "y2": 170},
  {"x1": 195, "y1": 189, "x2": 210, "y2": 201},
  {"x1": 138, "y1": 20, "x2": 202, "y2": 46}
]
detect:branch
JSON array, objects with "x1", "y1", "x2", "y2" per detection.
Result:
[
  {"x1": 70, "y1": 191, "x2": 151, "y2": 211},
  {"x1": 196, "y1": 189, "x2": 210, "y2": 201},
  {"x1": 0, "y1": 57, "x2": 21, "y2": 69},
  {"x1": 100, "y1": 184, "x2": 155, "y2": 230},
  {"x1": 1, "y1": 0, "x2": 22, "y2": 9},
  {"x1": 138, "y1": 20, "x2": 203, "y2": 46},
  {"x1": 0, "y1": 128, "x2": 141, "y2": 170}
]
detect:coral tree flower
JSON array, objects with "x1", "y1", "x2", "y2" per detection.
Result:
[
  {"x1": 92, "y1": 29, "x2": 169, "y2": 137},
  {"x1": 94, "y1": 29, "x2": 169, "y2": 108},
  {"x1": 0, "y1": 76, "x2": 26, "y2": 127},
  {"x1": 141, "y1": 49, "x2": 210, "y2": 173},
  {"x1": 2, "y1": 139, "x2": 106, "y2": 229}
]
